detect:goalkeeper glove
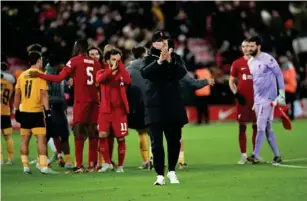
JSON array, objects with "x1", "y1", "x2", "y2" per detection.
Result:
[
  {"x1": 274, "y1": 89, "x2": 286, "y2": 106},
  {"x1": 234, "y1": 93, "x2": 246, "y2": 105}
]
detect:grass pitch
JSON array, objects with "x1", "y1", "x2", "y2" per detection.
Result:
[{"x1": 1, "y1": 120, "x2": 307, "y2": 201}]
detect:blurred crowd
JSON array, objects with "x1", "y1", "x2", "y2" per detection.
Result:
[{"x1": 2, "y1": 1, "x2": 307, "y2": 105}]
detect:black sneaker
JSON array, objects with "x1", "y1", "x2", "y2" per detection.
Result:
[
  {"x1": 272, "y1": 156, "x2": 282, "y2": 165},
  {"x1": 247, "y1": 154, "x2": 260, "y2": 164}
]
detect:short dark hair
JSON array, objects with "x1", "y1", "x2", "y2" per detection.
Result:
[
  {"x1": 73, "y1": 39, "x2": 88, "y2": 55},
  {"x1": 27, "y1": 43, "x2": 42, "y2": 53},
  {"x1": 28, "y1": 51, "x2": 42, "y2": 66},
  {"x1": 88, "y1": 46, "x2": 102, "y2": 56},
  {"x1": 131, "y1": 46, "x2": 147, "y2": 59},
  {"x1": 104, "y1": 48, "x2": 122, "y2": 61},
  {"x1": 248, "y1": 36, "x2": 262, "y2": 45}
]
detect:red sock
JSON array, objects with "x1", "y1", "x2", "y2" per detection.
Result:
[
  {"x1": 117, "y1": 140, "x2": 126, "y2": 166},
  {"x1": 99, "y1": 138, "x2": 111, "y2": 164},
  {"x1": 239, "y1": 124, "x2": 247, "y2": 153},
  {"x1": 88, "y1": 137, "x2": 98, "y2": 168},
  {"x1": 53, "y1": 137, "x2": 62, "y2": 154},
  {"x1": 108, "y1": 137, "x2": 114, "y2": 159},
  {"x1": 252, "y1": 123, "x2": 257, "y2": 151},
  {"x1": 74, "y1": 136, "x2": 85, "y2": 168}
]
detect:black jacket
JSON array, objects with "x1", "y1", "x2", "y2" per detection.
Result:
[
  {"x1": 140, "y1": 48, "x2": 188, "y2": 126},
  {"x1": 126, "y1": 58, "x2": 147, "y2": 128}
]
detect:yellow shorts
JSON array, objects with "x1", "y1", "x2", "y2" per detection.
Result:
[
  {"x1": 19, "y1": 112, "x2": 46, "y2": 136},
  {"x1": 1, "y1": 115, "x2": 12, "y2": 135}
]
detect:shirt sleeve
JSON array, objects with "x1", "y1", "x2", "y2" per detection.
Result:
[
  {"x1": 230, "y1": 62, "x2": 238, "y2": 77},
  {"x1": 40, "y1": 79, "x2": 48, "y2": 90},
  {"x1": 267, "y1": 56, "x2": 285, "y2": 90}
]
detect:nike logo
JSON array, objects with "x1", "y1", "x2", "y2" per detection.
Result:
[
  {"x1": 218, "y1": 108, "x2": 235, "y2": 120},
  {"x1": 241, "y1": 68, "x2": 246, "y2": 70}
]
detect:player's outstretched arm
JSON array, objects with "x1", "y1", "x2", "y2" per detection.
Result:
[
  {"x1": 39, "y1": 68, "x2": 70, "y2": 83},
  {"x1": 181, "y1": 74, "x2": 210, "y2": 90},
  {"x1": 96, "y1": 68, "x2": 113, "y2": 83}
]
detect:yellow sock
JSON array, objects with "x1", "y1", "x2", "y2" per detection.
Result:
[
  {"x1": 64, "y1": 154, "x2": 72, "y2": 164},
  {"x1": 98, "y1": 152, "x2": 105, "y2": 164},
  {"x1": 5, "y1": 138, "x2": 14, "y2": 160},
  {"x1": 21, "y1": 155, "x2": 29, "y2": 168},
  {"x1": 39, "y1": 155, "x2": 48, "y2": 168},
  {"x1": 178, "y1": 151, "x2": 185, "y2": 164},
  {"x1": 138, "y1": 133, "x2": 149, "y2": 163}
]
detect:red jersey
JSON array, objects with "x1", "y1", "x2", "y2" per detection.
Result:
[
  {"x1": 39, "y1": 55, "x2": 101, "y2": 103},
  {"x1": 96, "y1": 61, "x2": 130, "y2": 114},
  {"x1": 230, "y1": 57, "x2": 254, "y2": 105}
]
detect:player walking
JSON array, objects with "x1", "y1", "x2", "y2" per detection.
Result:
[
  {"x1": 1, "y1": 62, "x2": 15, "y2": 165},
  {"x1": 229, "y1": 40, "x2": 257, "y2": 164},
  {"x1": 246, "y1": 36, "x2": 284, "y2": 165},
  {"x1": 14, "y1": 52, "x2": 56, "y2": 174},
  {"x1": 96, "y1": 48, "x2": 131, "y2": 173},
  {"x1": 29, "y1": 40, "x2": 101, "y2": 172}
]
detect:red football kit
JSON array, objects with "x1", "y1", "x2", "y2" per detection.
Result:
[
  {"x1": 231, "y1": 56, "x2": 257, "y2": 155},
  {"x1": 230, "y1": 57, "x2": 256, "y2": 123},
  {"x1": 38, "y1": 54, "x2": 101, "y2": 169},
  {"x1": 96, "y1": 61, "x2": 130, "y2": 138},
  {"x1": 96, "y1": 60, "x2": 130, "y2": 167},
  {"x1": 39, "y1": 54, "x2": 101, "y2": 124}
]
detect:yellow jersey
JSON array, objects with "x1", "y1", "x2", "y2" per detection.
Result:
[
  {"x1": 15, "y1": 67, "x2": 48, "y2": 113},
  {"x1": 1, "y1": 74, "x2": 15, "y2": 116}
]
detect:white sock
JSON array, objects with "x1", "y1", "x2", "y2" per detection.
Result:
[
  {"x1": 48, "y1": 138, "x2": 57, "y2": 153},
  {"x1": 242, "y1": 153, "x2": 247, "y2": 157}
]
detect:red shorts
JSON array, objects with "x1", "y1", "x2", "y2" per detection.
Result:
[
  {"x1": 236, "y1": 104, "x2": 256, "y2": 123},
  {"x1": 98, "y1": 109, "x2": 128, "y2": 138},
  {"x1": 73, "y1": 102, "x2": 99, "y2": 125}
]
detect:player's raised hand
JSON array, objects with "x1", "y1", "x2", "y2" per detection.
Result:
[
  {"x1": 111, "y1": 60, "x2": 118, "y2": 70},
  {"x1": 28, "y1": 71, "x2": 40, "y2": 78},
  {"x1": 166, "y1": 48, "x2": 173, "y2": 63}
]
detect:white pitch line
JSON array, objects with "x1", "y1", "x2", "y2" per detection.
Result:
[
  {"x1": 275, "y1": 164, "x2": 307, "y2": 169},
  {"x1": 282, "y1": 158, "x2": 307, "y2": 162}
]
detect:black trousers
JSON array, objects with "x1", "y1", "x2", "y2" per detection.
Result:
[
  {"x1": 286, "y1": 92, "x2": 296, "y2": 120},
  {"x1": 148, "y1": 123, "x2": 182, "y2": 176},
  {"x1": 196, "y1": 96, "x2": 209, "y2": 124}
]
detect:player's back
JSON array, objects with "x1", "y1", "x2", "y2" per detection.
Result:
[
  {"x1": 69, "y1": 55, "x2": 100, "y2": 103},
  {"x1": 1, "y1": 73, "x2": 15, "y2": 116},
  {"x1": 248, "y1": 52, "x2": 278, "y2": 104},
  {"x1": 16, "y1": 67, "x2": 48, "y2": 113}
]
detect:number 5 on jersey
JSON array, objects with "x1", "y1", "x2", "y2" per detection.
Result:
[{"x1": 86, "y1": 66, "x2": 94, "y2": 85}]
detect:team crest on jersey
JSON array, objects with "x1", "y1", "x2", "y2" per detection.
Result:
[{"x1": 66, "y1": 60, "x2": 71, "y2": 68}]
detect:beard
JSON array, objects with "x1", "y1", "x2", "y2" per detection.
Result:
[{"x1": 250, "y1": 49, "x2": 258, "y2": 57}]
